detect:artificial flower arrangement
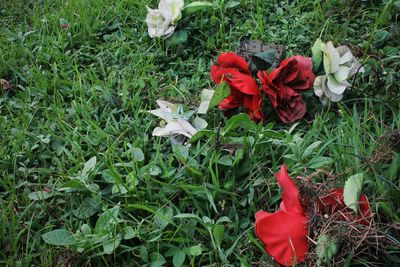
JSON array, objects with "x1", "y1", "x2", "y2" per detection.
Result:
[
  {"x1": 209, "y1": 39, "x2": 365, "y2": 124},
  {"x1": 148, "y1": 39, "x2": 370, "y2": 266}
]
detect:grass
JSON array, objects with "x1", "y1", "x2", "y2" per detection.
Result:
[{"x1": 0, "y1": 0, "x2": 399, "y2": 266}]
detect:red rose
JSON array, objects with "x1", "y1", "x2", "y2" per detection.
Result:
[
  {"x1": 211, "y1": 52, "x2": 264, "y2": 122},
  {"x1": 258, "y1": 56, "x2": 315, "y2": 123}
]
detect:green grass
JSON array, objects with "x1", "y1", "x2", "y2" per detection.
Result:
[{"x1": 0, "y1": 0, "x2": 399, "y2": 266}]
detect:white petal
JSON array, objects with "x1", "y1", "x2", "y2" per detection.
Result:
[
  {"x1": 333, "y1": 66, "x2": 351, "y2": 83},
  {"x1": 152, "y1": 119, "x2": 197, "y2": 138},
  {"x1": 339, "y1": 51, "x2": 353, "y2": 65},
  {"x1": 158, "y1": 0, "x2": 184, "y2": 24},
  {"x1": 327, "y1": 74, "x2": 348, "y2": 95},
  {"x1": 323, "y1": 41, "x2": 340, "y2": 74}
]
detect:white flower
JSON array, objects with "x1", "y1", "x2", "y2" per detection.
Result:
[
  {"x1": 146, "y1": 0, "x2": 184, "y2": 38},
  {"x1": 314, "y1": 41, "x2": 364, "y2": 105},
  {"x1": 149, "y1": 100, "x2": 200, "y2": 139}
]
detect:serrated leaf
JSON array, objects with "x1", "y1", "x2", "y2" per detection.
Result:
[
  {"x1": 182, "y1": 1, "x2": 213, "y2": 17},
  {"x1": 42, "y1": 229, "x2": 75, "y2": 246},
  {"x1": 344, "y1": 173, "x2": 364, "y2": 214},
  {"x1": 221, "y1": 113, "x2": 256, "y2": 136},
  {"x1": 311, "y1": 38, "x2": 323, "y2": 72}
]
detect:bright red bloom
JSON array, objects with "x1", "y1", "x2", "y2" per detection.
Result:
[
  {"x1": 211, "y1": 52, "x2": 264, "y2": 122},
  {"x1": 255, "y1": 165, "x2": 309, "y2": 266},
  {"x1": 318, "y1": 189, "x2": 373, "y2": 226},
  {"x1": 258, "y1": 56, "x2": 315, "y2": 123}
]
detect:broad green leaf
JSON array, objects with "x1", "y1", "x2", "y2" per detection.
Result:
[
  {"x1": 150, "y1": 252, "x2": 166, "y2": 267},
  {"x1": 302, "y1": 141, "x2": 322, "y2": 159},
  {"x1": 154, "y1": 206, "x2": 174, "y2": 230},
  {"x1": 28, "y1": 191, "x2": 51, "y2": 201},
  {"x1": 172, "y1": 144, "x2": 189, "y2": 162},
  {"x1": 189, "y1": 245, "x2": 202, "y2": 256},
  {"x1": 182, "y1": 1, "x2": 213, "y2": 17},
  {"x1": 225, "y1": 0, "x2": 240, "y2": 9},
  {"x1": 198, "y1": 89, "x2": 215, "y2": 114},
  {"x1": 82, "y1": 156, "x2": 97, "y2": 176},
  {"x1": 166, "y1": 30, "x2": 188, "y2": 46},
  {"x1": 344, "y1": 173, "x2": 364, "y2": 214},
  {"x1": 316, "y1": 234, "x2": 339, "y2": 266},
  {"x1": 210, "y1": 82, "x2": 231, "y2": 109},
  {"x1": 124, "y1": 226, "x2": 136, "y2": 240},
  {"x1": 80, "y1": 224, "x2": 92, "y2": 235},
  {"x1": 42, "y1": 229, "x2": 75, "y2": 246},
  {"x1": 173, "y1": 250, "x2": 186, "y2": 267},
  {"x1": 103, "y1": 237, "x2": 121, "y2": 254},
  {"x1": 189, "y1": 129, "x2": 216, "y2": 143},
  {"x1": 132, "y1": 147, "x2": 144, "y2": 162},
  {"x1": 311, "y1": 38, "x2": 323, "y2": 72},
  {"x1": 221, "y1": 113, "x2": 256, "y2": 136},
  {"x1": 213, "y1": 224, "x2": 224, "y2": 248},
  {"x1": 192, "y1": 116, "x2": 208, "y2": 130},
  {"x1": 217, "y1": 155, "x2": 233, "y2": 166},
  {"x1": 94, "y1": 206, "x2": 120, "y2": 234},
  {"x1": 73, "y1": 197, "x2": 99, "y2": 219},
  {"x1": 58, "y1": 180, "x2": 87, "y2": 192}
]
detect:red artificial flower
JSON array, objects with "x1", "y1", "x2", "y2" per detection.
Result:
[
  {"x1": 255, "y1": 165, "x2": 309, "y2": 266},
  {"x1": 258, "y1": 56, "x2": 315, "y2": 123},
  {"x1": 211, "y1": 52, "x2": 264, "y2": 122},
  {"x1": 255, "y1": 166, "x2": 373, "y2": 266},
  {"x1": 318, "y1": 188, "x2": 373, "y2": 226}
]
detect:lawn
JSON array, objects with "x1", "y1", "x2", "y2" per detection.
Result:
[{"x1": 0, "y1": 0, "x2": 399, "y2": 266}]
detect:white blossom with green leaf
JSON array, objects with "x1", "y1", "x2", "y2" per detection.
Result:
[
  {"x1": 146, "y1": 0, "x2": 184, "y2": 38},
  {"x1": 313, "y1": 40, "x2": 365, "y2": 105}
]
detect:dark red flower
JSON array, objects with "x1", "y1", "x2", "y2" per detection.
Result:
[
  {"x1": 318, "y1": 188, "x2": 373, "y2": 226},
  {"x1": 211, "y1": 52, "x2": 264, "y2": 122},
  {"x1": 258, "y1": 56, "x2": 315, "y2": 123},
  {"x1": 255, "y1": 165, "x2": 309, "y2": 266}
]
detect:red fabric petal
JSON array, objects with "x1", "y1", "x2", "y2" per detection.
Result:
[
  {"x1": 255, "y1": 165, "x2": 309, "y2": 266},
  {"x1": 318, "y1": 189, "x2": 373, "y2": 225},
  {"x1": 212, "y1": 52, "x2": 264, "y2": 122},
  {"x1": 255, "y1": 210, "x2": 309, "y2": 266},
  {"x1": 216, "y1": 52, "x2": 250, "y2": 75},
  {"x1": 276, "y1": 165, "x2": 304, "y2": 214}
]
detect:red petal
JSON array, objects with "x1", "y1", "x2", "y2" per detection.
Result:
[
  {"x1": 255, "y1": 210, "x2": 309, "y2": 266},
  {"x1": 318, "y1": 189, "x2": 373, "y2": 225},
  {"x1": 216, "y1": 52, "x2": 250, "y2": 75},
  {"x1": 276, "y1": 165, "x2": 304, "y2": 214}
]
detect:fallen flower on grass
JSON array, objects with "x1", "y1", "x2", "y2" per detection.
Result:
[
  {"x1": 146, "y1": 0, "x2": 184, "y2": 38},
  {"x1": 149, "y1": 99, "x2": 206, "y2": 140},
  {"x1": 255, "y1": 165, "x2": 373, "y2": 266},
  {"x1": 258, "y1": 56, "x2": 315, "y2": 123},
  {"x1": 211, "y1": 52, "x2": 264, "y2": 122},
  {"x1": 312, "y1": 40, "x2": 365, "y2": 105}
]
